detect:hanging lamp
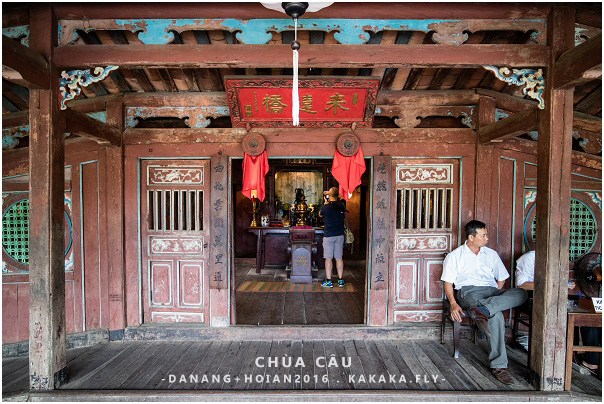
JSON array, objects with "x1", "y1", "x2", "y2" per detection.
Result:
[{"x1": 261, "y1": 2, "x2": 333, "y2": 126}]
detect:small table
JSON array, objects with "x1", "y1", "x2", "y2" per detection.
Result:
[{"x1": 565, "y1": 309, "x2": 602, "y2": 391}]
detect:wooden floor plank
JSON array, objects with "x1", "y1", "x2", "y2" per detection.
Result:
[
  {"x1": 303, "y1": 292, "x2": 326, "y2": 324},
  {"x1": 220, "y1": 340, "x2": 252, "y2": 390},
  {"x1": 334, "y1": 292, "x2": 363, "y2": 324},
  {"x1": 332, "y1": 340, "x2": 354, "y2": 389},
  {"x1": 169, "y1": 341, "x2": 214, "y2": 390},
  {"x1": 98, "y1": 342, "x2": 167, "y2": 389},
  {"x1": 323, "y1": 340, "x2": 345, "y2": 389},
  {"x1": 320, "y1": 293, "x2": 345, "y2": 324},
  {"x1": 266, "y1": 340, "x2": 293, "y2": 390},
  {"x1": 237, "y1": 292, "x2": 270, "y2": 325},
  {"x1": 353, "y1": 340, "x2": 384, "y2": 389},
  {"x1": 192, "y1": 340, "x2": 232, "y2": 390},
  {"x1": 153, "y1": 342, "x2": 200, "y2": 389},
  {"x1": 343, "y1": 339, "x2": 369, "y2": 389},
  {"x1": 431, "y1": 340, "x2": 498, "y2": 391},
  {"x1": 129, "y1": 341, "x2": 188, "y2": 389},
  {"x1": 290, "y1": 340, "x2": 304, "y2": 390},
  {"x1": 364, "y1": 340, "x2": 397, "y2": 389},
  {"x1": 231, "y1": 340, "x2": 262, "y2": 390},
  {"x1": 300, "y1": 340, "x2": 316, "y2": 390},
  {"x1": 373, "y1": 340, "x2": 409, "y2": 389},
  {"x1": 62, "y1": 342, "x2": 142, "y2": 389},
  {"x1": 408, "y1": 341, "x2": 456, "y2": 390},
  {"x1": 258, "y1": 292, "x2": 286, "y2": 325},
  {"x1": 392, "y1": 340, "x2": 436, "y2": 390},
  {"x1": 380, "y1": 340, "x2": 416, "y2": 389},
  {"x1": 313, "y1": 341, "x2": 329, "y2": 389},
  {"x1": 246, "y1": 341, "x2": 272, "y2": 389},
  {"x1": 458, "y1": 339, "x2": 518, "y2": 390},
  {"x1": 282, "y1": 293, "x2": 306, "y2": 325},
  {"x1": 1, "y1": 357, "x2": 29, "y2": 380},
  {"x1": 207, "y1": 341, "x2": 243, "y2": 389}
]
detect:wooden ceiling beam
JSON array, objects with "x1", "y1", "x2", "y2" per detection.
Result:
[
  {"x1": 54, "y1": 44, "x2": 550, "y2": 69},
  {"x1": 553, "y1": 33, "x2": 602, "y2": 89},
  {"x1": 53, "y1": 3, "x2": 551, "y2": 20},
  {"x1": 2, "y1": 35, "x2": 50, "y2": 89},
  {"x1": 65, "y1": 109, "x2": 121, "y2": 147},
  {"x1": 478, "y1": 107, "x2": 538, "y2": 144},
  {"x1": 475, "y1": 88, "x2": 602, "y2": 133}
]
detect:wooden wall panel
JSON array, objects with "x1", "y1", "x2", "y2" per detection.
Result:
[
  {"x1": 81, "y1": 161, "x2": 101, "y2": 330},
  {"x1": 2, "y1": 284, "x2": 18, "y2": 342},
  {"x1": 495, "y1": 157, "x2": 517, "y2": 284}
]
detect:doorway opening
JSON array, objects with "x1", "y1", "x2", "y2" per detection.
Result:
[{"x1": 232, "y1": 157, "x2": 370, "y2": 325}]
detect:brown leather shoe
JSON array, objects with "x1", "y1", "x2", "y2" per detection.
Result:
[
  {"x1": 468, "y1": 307, "x2": 491, "y2": 338},
  {"x1": 491, "y1": 368, "x2": 514, "y2": 385}
]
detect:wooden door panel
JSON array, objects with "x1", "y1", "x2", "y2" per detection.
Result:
[
  {"x1": 391, "y1": 158, "x2": 460, "y2": 323},
  {"x1": 141, "y1": 160, "x2": 210, "y2": 324},
  {"x1": 395, "y1": 259, "x2": 418, "y2": 305},
  {"x1": 179, "y1": 261, "x2": 204, "y2": 307},
  {"x1": 149, "y1": 261, "x2": 173, "y2": 307}
]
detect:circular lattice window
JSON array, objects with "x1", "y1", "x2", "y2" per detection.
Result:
[
  {"x1": 2, "y1": 199, "x2": 30, "y2": 265},
  {"x1": 2, "y1": 196, "x2": 73, "y2": 272},
  {"x1": 528, "y1": 198, "x2": 599, "y2": 261}
]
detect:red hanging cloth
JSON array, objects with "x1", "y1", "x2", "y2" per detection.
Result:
[
  {"x1": 331, "y1": 147, "x2": 366, "y2": 201},
  {"x1": 242, "y1": 150, "x2": 270, "y2": 201}
]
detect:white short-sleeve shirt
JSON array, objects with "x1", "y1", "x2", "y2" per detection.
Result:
[
  {"x1": 441, "y1": 242, "x2": 509, "y2": 289},
  {"x1": 515, "y1": 250, "x2": 535, "y2": 287}
]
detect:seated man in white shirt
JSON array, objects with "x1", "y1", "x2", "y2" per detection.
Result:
[{"x1": 441, "y1": 220, "x2": 527, "y2": 385}]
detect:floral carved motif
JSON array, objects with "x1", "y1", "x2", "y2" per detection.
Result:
[
  {"x1": 396, "y1": 164, "x2": 452, "y2": 184},
  {"x1": 150, "y1": 237, "x2": 204, "y2": 254},
  {"x1": 483, "y1": 66, "x2": 545, "y2": 109},
  {"x1": 59, "y1": 66, "x2": 119, "y2": 110},
  {"x1": 148, "y1": 167, "x2": 203, "y2": 185},
  {"x1": 395, "y1": 235, "x2": 449, "y2": 252}
]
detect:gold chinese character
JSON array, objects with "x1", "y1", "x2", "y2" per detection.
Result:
[
  {"x1": 325, "y1": 93, "x2": 349, "y2": 115},
  {"x1": 300, "y1": 93, "x2": 317, "y2": 114},
  {"x1": 352, "y1": 93, "x2": 358, "y2": 105},
  {"x1": 262, "y1": 94, "x2": 287, "y2": 114},
  {"x1": 244, "y1": 104, "x2": 253, "y2": 117}
]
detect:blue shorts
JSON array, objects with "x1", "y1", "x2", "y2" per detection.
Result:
[{"x1": 323, "y1": 235, "x2": 344, "y2": 259}]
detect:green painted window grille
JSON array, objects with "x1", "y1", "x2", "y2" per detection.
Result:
[
  {"x1": 531, "y1": 198, "x2": 598, "y2": 261},
  {"x1": 2, "y1": 199, "x2": 30, "y2": 264}
]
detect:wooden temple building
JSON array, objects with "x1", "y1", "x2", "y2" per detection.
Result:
[{"x1": 1, "y1": 1, "x2": 602, "y2": 399}]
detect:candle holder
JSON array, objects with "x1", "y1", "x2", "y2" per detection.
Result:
[{"x1": 250, "y1": 196, "x2": 259, "y2": 227}]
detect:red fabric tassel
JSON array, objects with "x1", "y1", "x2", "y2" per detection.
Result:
[
  {"x1": 331, "y1": 147, "x2": 366, "y2": 201},
  {"x1": 242, "y1": 151, "x2": 270, "y2": 201}
]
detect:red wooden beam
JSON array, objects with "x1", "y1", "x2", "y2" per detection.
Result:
[
  {"x1": 54, "y1": 44, "x2": 550, "y2": 69},
  {"x1": 478, "y1": 107, "x2": 538, "y2": 144},
  {"x1": 65, "y1": 109, "x2": 121, "y2": 147},
  {"x1": 53, "y1": 2, "x2": 552, "y2": 19},
  {"x1": 2, "y1": 35, "x2": 50, "y2": 89},
  {"x1": 553, "y1": 33, "x2": 602, "y2": 89}
]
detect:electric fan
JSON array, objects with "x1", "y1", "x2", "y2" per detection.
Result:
[{"x1": 574, "y1": 252, "x2": 602, "y2": 300}]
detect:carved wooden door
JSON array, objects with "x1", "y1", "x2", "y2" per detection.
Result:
[
  {"x1": 141, "y1": 160, "x2": 210, "y2": 323},
  {"x1": 390, "y1": 158, "x2": 460, "y2": 322}
]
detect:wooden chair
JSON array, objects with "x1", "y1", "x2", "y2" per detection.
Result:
[
  {"x1": 512, "y1": 291, "x2": 533, "y2": 366},
  {"x1": 441, "y1": 286, "x2": 478, "y2": 358}
]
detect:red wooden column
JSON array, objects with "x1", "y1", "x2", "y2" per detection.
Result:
[
  {"x1": 104, "y1": 100, "x2": 126, "y2": 333},
  {"x1": 28, "y1": 6, "x2": 67, "y2": 389},
  {"x1": 369, "y1": 155, "x2": 391, "y2": 325},
  {"x1": 532, "y1": 6, "x2": 574, "y2": 391},
  {"x1": 209, "y1": 154, "x2": 230, "y2": 326}
]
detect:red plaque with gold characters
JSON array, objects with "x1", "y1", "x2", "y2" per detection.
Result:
[{"x1": 225, "y1": 76, "x2": 379, "y2": 128}]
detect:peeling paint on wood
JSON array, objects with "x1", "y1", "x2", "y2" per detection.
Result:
[{"x1": 58, "y1": 18, "x2": 546, "y2": 46}]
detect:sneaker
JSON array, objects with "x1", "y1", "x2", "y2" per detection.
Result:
[
  {"x1": 321, "y1": 279, "x2": 333, "y2": 288},
  {"x1": 338, "y1": 279, "x2": 345, "y2": 287}
]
